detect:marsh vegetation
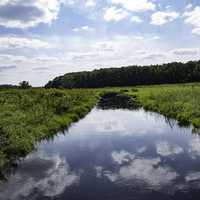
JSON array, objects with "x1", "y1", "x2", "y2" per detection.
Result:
[
  {"x1": 0, "y1": 83, "x2": 200, "y2": 174},
  {"x1": 0, "y1": 88, "x2": 98, "y2": 171}
]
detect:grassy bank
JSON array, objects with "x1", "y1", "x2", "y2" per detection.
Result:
[
  {"x1": 0, "y1": 83, "x2": 200, "y2": 175},
  {"x1": 0, "y1": 88, "x2": 98, "y2": 171},
  {"x1": 127, "y1": 83, "x2": 200, "y2": 130}
]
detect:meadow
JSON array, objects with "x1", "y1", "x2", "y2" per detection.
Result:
[
  {"x1": 0, "y1": 88, "x2": 98, "y2": 171},
  {"x1": 0, "y1": 83, "x2": 200, "y2": 173},
  {"x1": 130, "y1": 83, "x2": 200, "y2": 130}
]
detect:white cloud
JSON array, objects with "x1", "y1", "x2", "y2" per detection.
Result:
[
  {"x1": 185, "y1": 4, "x2": 193, "y2": 10},
  {"x1": 85, "y1": 0, "x2": 96, "y2": 7},
  {"x1": 0, "y1": 65, "x2": 16, "y2": 72},
  {"x1": 1, "y1": 33, "x2": 198, "y2": 86},
  {"x1": 104, "y1": 7, "x2": 129, "y2": 22},
  {"x1": 0, "y1": 0, "x2": 63, "y2": 29},
  {"x1": 73, "y1": 26, "x2": 94, "y2": 32},
  {"x1": 111, "y1": 0, "x2": 155, "y2": 12},
  {"x1": 61, "y1": 0, "x2": 76, "y2": 5},
  {"x1": 152, "y1": 36, "x2": 160, "y2": 40},
  {"x1": 156, "y1": 141, "x2": 183, "y2": 157},
  {"x1": 141, "y1": 53, "x2": 166, "y2": 60},
  {"x1": 131, "y1": 16, "x2": 143, "y2": 23},
  {"x1": 184, "y1": 6, "x2": 200, "y2": 36},
  {"x1": 172, "y1": 48, "x2": 199, "y2": 56},
  {"x1": 192, "y1": 28, "x2": 200, "y2": 36},
  {"x1": 0, "y1": 36, "x2": 50, "y2": 49},
  {"x1": 151, "y1": 11, "x2": 179, "y2": 25}
]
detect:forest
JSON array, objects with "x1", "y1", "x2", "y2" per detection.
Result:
[{"x1": 45, "y1": 60, "x2": 200, "y2": 88}]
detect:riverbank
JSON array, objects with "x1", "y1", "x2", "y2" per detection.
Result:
[
  {"x1": 127, "y1": 83, "x2": 200, "y2": 131},
  {"x1": 0, "y1": 88, "x2": 98, "y2": 175},
  {"x1": 0, "y1": 83, "x2": 200, "y2": 176},
  {"x1": 98, "y1": 83, "x2": 200, "y2": 132}
]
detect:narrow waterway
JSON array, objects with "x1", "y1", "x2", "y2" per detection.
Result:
[{"x1": 1, "y1": 108, "x2": 200, "y2": 200}]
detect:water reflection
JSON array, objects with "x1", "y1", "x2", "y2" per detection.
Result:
[
  {"x1": 156, "y1": 141, "x2": 183, "y2": 157},
  {"x1": 0, "y1": 151, "x2": 79, "y2": 200},
  {"x1": 97, "y1": 153, "x2": 179, "y2": 189},
  {"x1": 1, "y1": 108, "x2": 200, "y2": 200}
]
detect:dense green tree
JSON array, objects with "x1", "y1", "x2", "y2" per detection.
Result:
[
  {"x1": 19, "y1": 81, "x2": 32, "y2": 89},
  {"x1": 45, "y1": 60, "x2": 200, "y2": 88}
]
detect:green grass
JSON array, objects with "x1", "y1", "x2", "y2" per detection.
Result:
[
  {"x1": 0, "y1": 83, "x2": 200, "y2": 173},
  {"x1": 0, "y1": 88, "x2": 99, "y2": 169},
  {"x1": 127, "y1": 83, "x2": 200, "y2": 130}
]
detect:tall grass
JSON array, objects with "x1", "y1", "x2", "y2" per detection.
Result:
[
  {"x1": 130, "y1": 83, "x2": 200, "y2": 129},
  {"x1": 0, "y1": 88, "x2": 98, "y2": 167},
  {"x1": 0, "y1": 83, "x2": 200, "y2": 173}
]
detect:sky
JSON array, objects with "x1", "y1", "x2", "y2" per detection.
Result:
[{"x1": 0, "y1": 0, "x2": 200, "y2": 86}]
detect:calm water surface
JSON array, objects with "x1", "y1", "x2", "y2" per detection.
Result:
[{"x1": 1, "y1": 108, "x2": 200, "y2": 200}]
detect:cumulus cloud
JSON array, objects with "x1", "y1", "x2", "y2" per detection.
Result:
[
  {"x1": 151, "y1": 11, "x2": 179, "y2": 25},
  {"x1": 0, "y1": 0, "x2": 63, "y2": 29},
  {"x1": 94, "y1": 42, "x2": 116, "y2": 52},
  {"x1": 110, "y1": 0, "x2": 155, "y2": 12},
  {"x1": 156, "y1": 141, "x2": 183, "y2": 157},
  {"x1": 104, "y1": 7, "x2": 129, "y2": 22},
  {"x1": 0, "y1": 36, "x2": 50, "y2": 49},
  {"x1": 192, "y1": 28, "x2": 200, "y2": 35},
  {"x1": 73, "y1": 25, "x2": 94, "y2": 32},
  {"x1": 184, "y1": 6, "x2": 200, "y2": 36},
  {"x1": 1, "y1": 33, "x2": 197, "y2": 86},
  {"x1": 185, "y1": 4, "x2": 193, "y2": 10},
  {"x1": 85, "y1": 0, "x2": 96, "y2": 7},
  {"x1": 131, "y1": 16, "x2": 143, "y2": 23}
]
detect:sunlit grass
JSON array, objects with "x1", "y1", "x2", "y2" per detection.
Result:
[
  {"x1": 0, "y1": 88, "x2": 98, "y2": 166},
  {"x1": 130, "y1": 83, "x2": 200, "y2": 128},
  {"x1": 0, "y1": 83, "x2": 200, "y2": 171}
]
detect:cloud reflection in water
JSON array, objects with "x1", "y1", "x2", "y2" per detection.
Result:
[
  {"x1": 96, "y1": 150, "x2": 179, "y2": 190},
  {"x1": 0, "y1": 151, "x2": 79, "y2": 200}
]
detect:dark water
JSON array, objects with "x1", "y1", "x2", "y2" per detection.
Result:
[{"x1": 1, "y1": 108, "x2": 200, "y2": 200}]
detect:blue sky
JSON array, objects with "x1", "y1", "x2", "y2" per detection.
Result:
[{"x1": 0, "y1": 0, "x2": 200, "y2": 86}]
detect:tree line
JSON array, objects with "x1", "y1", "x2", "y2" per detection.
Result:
[
  {"x1": 0, "y1": 81, "x2": 32, "y2": 89},
  {"x1": 45, "y1": 60, "x2": 200, "y2": 88}
]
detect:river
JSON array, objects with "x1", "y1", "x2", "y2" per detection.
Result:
[{"x1": 1, "y1": 107, "x2": 200, "y2": 200}]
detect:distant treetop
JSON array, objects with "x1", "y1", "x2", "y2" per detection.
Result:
[
  {"x1": 45, "y1": 60, "x2": 200, "y2": 88},
  {"x1": 19, "y1": 81, "x2": 32, "y2": 89}
]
